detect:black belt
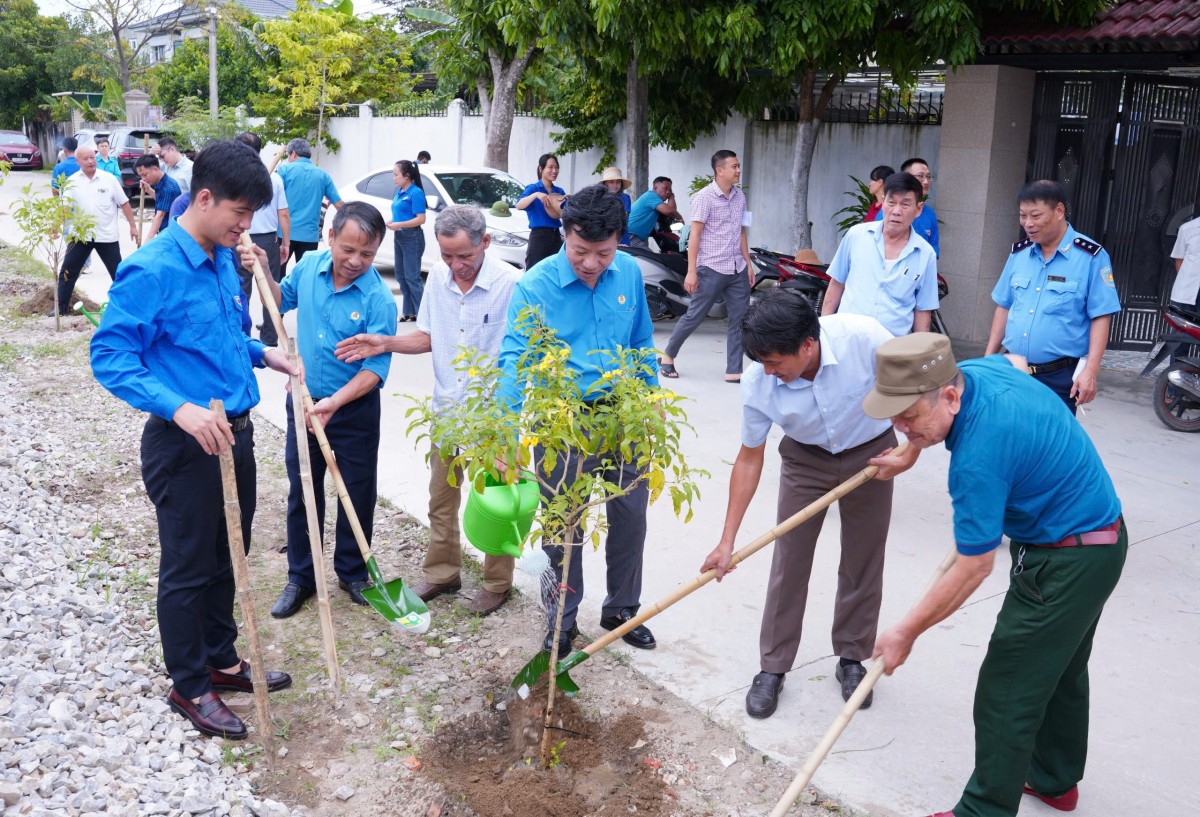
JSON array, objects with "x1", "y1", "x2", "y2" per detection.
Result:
[
  {"x1": 1027, "y1": 356, "x2": 1078, "y2": 376},
  {"x1": 149, "y1": 412, "x2": 251, "y2": 432}
]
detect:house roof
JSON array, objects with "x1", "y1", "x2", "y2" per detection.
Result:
[
  {"x1": 981, "y1": 0, "x2": 1200, "y2": 54},
  {"x1": 129, "y1": 0, "x2": 295, "y2": 34}
]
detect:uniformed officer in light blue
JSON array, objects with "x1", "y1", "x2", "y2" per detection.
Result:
[{"x1": 984, "y1": 180, "x2": 1121, "y2": 414}]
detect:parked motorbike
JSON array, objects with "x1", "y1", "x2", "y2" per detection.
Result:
[
  {"x1": 749, "y1": 246, "x2": 950, "y2": 334},
  {"x1": 621, "y1": 241, "x2": 726, "y2": 322},
  {"x1": 1138, "y1": 304, "x2": 1200, "y2": 432}
]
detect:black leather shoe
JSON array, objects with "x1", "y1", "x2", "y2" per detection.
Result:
[
  {"x1": 167, "y1": 689, "x2": 247, "y2": 739},
  {"x1": 270, "y1": 583, "x2": 315, "y2": 619},
  {"x1": 542, "y1": 624, "x2": 580, "y2": 654},
  {"x1": 835, "y1": 660, "x2": 873, "y2": 708},
  {"x1": 338, "y1": 578, "x2": 372, "y2": 606},
  {"x1": 208, "y1": 660, "x2": 292, "y2": 693},
  {"x1": 599, "y1": 608, "x2": 656, "y2": 650},
  {"x1": 746, "y1": 671, "x2": 785, "y2": 718}
]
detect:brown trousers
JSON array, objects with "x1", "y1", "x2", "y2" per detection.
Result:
[
  {"x1": 423, "y1": 443, "x2": 514, "y2": 593},
  {"x1": 759, "y1": 429, "x2": 895, "y2": 673}
]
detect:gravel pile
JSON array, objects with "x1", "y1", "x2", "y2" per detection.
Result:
[{"x1": 0, "y1": 364, "x2": 303, "y2": 817}]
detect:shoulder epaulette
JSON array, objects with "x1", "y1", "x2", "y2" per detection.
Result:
[
  {"x1": 1072, "y1": 236, "x2": 1103, "y2": 256},
  {"x1": 1011, "y1": 238, "x2": 1032, "y2": 254}
]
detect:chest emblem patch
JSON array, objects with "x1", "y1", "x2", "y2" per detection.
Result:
[
  {"x1": 618, "y1": 294, "x2": 626, "y2": 305},
  {"x1": 234, "y1": 295, "x2": 242, "y2": 308},
  {"x1": 350, "y1": 311, "x2": 361, "y2": 320}
]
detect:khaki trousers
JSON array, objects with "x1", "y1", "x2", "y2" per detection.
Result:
[
  {"x1": 759, "y1": 429, "x2": 895, "y2": 673},
  {"x1": 423, "y1": 443, "x2": 514, "y2": 593}
]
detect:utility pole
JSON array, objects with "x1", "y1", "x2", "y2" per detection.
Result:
[{"x1": 207, "y1": 5, "x2": 219, "y2": 120}]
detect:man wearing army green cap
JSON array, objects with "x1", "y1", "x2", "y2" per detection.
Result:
[{"x1": 863, "y1": 333, "x2": 1127, "y2": 817}]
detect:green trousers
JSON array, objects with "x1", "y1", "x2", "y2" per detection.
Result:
[{"x1": 953, "y1": 520, "x2": 1127, "y2": 817}]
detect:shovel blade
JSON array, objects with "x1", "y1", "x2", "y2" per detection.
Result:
[
  {"x1": 508, "y1": 650, "x2": 582, "y2": 697},
  {"x1": 362, "y1": 580, "x2": 431, "y2": 634}
]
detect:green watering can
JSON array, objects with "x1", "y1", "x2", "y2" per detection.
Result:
[{"x1": 463, "y1": 474, "x2": 540, "y2": 558}]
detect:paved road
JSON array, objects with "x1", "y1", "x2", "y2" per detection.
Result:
[{"x1": 7, "y1": 168, "x2": 1196, "y2": 815}]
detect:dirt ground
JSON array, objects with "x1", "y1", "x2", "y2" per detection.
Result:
[{"x1": 0, "y1": 246, "x2": 846, "y2": 817}]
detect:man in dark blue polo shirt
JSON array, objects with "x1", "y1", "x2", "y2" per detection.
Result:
[
  {"x1": 864, "y1": 334, "x2": 1126, "y2": 817},
  {"x1": 135, "y1": 154, "x2": 182, "y2": 240},
  {"x1": 91, "y1": 140, "x2": 299, "y2": 741}
]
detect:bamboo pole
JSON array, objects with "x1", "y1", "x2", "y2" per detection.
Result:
[
  {"x1": 211, "y1": 399, "x2": 275, "y2": 765},
  {"x1": 135, "y1": 134, "x2": 148, "y2": 246}
]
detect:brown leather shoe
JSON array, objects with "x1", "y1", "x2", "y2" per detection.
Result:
[
  {"x1": 468, "y1": 588, "x2": 510, "y2": 615},
  {"x1": 208, "y1": 660, "x2": 292, "y2": 694},
  {"x1": 167, "y1": 689, "x2": 247, "y2": 739},
  {"x1": 411, "y1": 579, "x2": 461, "y2": 602}
]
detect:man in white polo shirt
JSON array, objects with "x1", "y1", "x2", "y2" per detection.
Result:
[
  {"x1": 334, "y1": 205, "x2": 521, "y2": 615},
  {"x1": 701, "y1": 287, "x2": 897, "y2": 719},
  {"x1": 1170, "y1": 215, "x2": 1200, "y2": 311},
  {"x1": 660, "y1": 149, "x2": 754, "y2": 383},
  {"x1": 55, "y1": 143, "x2": 138, "y2": 316}
]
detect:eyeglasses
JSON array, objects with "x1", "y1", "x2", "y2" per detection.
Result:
[{"x1": 911, "y1": 172, "x2": 934, "y2": 181}]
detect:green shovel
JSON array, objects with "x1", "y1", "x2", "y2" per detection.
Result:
[{"x1": 509, "y1": 442, "x2": 909, "y2": 697}]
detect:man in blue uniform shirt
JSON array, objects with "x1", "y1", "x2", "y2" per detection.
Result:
[
  {"x1": 984, "y1": 180, "x2": 1121, "y2": 414},
  {"x1": 249, "y1": 202, "x2": 398, "y2": 618},
  {"x1": 276, "y1": 137, "x2": 343, "y2": 269},
  {"x1": 498, "y1": 184, "x2": 659, "y2": 654},
  {"x1": 91, "y1": 140, "x2": 298, "y2": 740},
  {"x1": 864, "y1": 333, "x2": 1126, "y2": 817}
]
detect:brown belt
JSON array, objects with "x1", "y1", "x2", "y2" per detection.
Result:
[{"x1": 1032, "y1": 517, "x2": 1121, "y2": 549}]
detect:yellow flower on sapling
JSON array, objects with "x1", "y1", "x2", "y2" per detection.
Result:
[{"x1": 467, "y1": 367, "x2": 479, "y2": 378}]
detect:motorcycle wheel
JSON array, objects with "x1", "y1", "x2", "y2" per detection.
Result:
[
  {"x1": 645, "y1": 284, "x2": 675, "y2": 322},
  {"x1": 1152, "y1": 363, "x2": 1200, "y2": 432}
]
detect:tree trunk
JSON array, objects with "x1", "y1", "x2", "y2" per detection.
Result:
[
  {"x1": 625, "y1": 53, "x2": 649, "y2": 193},
  {"x1": 483, "y1": 46, "x2": 536, "y2": 172},
  {"x1": 789, "y1": 70, "x2": 841, "y2": 252}
]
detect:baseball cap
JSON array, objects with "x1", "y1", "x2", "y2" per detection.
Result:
[{"x1": 862, "y1": 333, "x2": 959, "y2": 419}]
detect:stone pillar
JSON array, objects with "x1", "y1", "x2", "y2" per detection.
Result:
[
  {"x1": 447, "y1": 99, "x2": 467, "y2": 165},
  {"x1": 358, "y1": 102, "x2": 374, "y2": 178},
  {"x1": 123, "y1": 89, "x2": 151, "y2": 128},
  {"x1": 935, "y1": 65, "x2": 1036, "y2": 341}
]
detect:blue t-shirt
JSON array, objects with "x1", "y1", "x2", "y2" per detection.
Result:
[
  {"x1": 51, "y1": 157, "x2": 80, "y2": 190},
  {"x1": 944, "y1": 356, "x2": 1121, "y2": 555},
  {"x1": 520, "y1": 181, "x2": 565, "y2": 229},
  {"x1": 276, "y1": 157, "x2": 342, "y2": 243},
  {"x1": 390, "y1": 183, "x2": 427, "y2": 224},
  {"x1": 169, "y1": 191, "x2": 190, "y2": 222},
  {"x1": 153, "y1": 174, "x2": 182, "y2": 225},
  {"x1": 875, "y1": 203, "x2": 939, "y2": 257},
  {"x1": 628, "y1": 190, "x2": 665, "y2": 239}
]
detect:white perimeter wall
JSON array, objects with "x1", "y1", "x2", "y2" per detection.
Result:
[{"x1": 314, "y1": 104, "x2": 940, "y2": 264}]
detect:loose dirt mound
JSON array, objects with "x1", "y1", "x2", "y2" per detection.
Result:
[
  {"x1": 426, "y1": 682, "x2": 668, "y2": 817},
  {"x1": 15, "y1": 283, "x2": 102, "y2": 317}
]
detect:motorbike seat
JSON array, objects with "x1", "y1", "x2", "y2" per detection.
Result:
[
  {"x1": 1170, "y1": 302, "x2": 1200, "y2": 326},
  {"x1": 620, "y1": 246, "x2": 690, "y2": 277}
]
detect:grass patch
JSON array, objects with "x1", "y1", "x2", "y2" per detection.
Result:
[
  {"x1": 0, "y1": 342, "x2": 18, "y2": 367},
  {"x1": 0, "y1": 246, "x2": 49, "y2": 280}
]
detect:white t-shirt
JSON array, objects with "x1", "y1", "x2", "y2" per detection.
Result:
[
  {"x1": 1170, "y1": 217, "x2": 1200, "y2": 305},
  {"x1": 65, "y1": 169, "x2": 129, "y2": 243}
]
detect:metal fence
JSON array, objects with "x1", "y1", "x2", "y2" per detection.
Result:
[{"x1": 761, "y1": 90, "x2": 943, "y2": 126}]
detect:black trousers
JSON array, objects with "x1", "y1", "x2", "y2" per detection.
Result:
[
  {"x1": 525, "y1": 227, "x2": 562, "y2": 270},
  {"x1": 141, "y1": 416, "x2": 255, "y2": 700},
  {"x1": 244, "y1": 232, "x2": 284, "y2": 345},
  {"x1": 284, "y1": 389, "x2": 380, "y2": 588},
  {"x1": 285, "y1": 240, "x2": 319, "y2": 273},
  {"x1": 1032, "y1": 365, "x2": 1077, "y2": 416},
  {"x1": 57, "y1": 241, "x2": 122, "y2": 315}
]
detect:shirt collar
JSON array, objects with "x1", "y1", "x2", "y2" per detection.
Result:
[
  {"x1": 709, "y1": 180, "x2": 739, "y2": 200},
  {"x1": 316, "y1": 250, "x2": 371, "y2": 292},
  {"x1": 440, "y1": 256, "x2": 500, "y2": 294},
  {"x1": 553, "y1": 246, "x2": 583, "y2": 288},
  {"x1": 166, "y1": 221, "x2": 218, "y2": 271},
  {"x1": 783, "y1": 327, "x2": 839, "y2": 390}
]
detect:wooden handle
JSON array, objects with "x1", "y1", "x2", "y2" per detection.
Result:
[
  {"x1": 578, "y1": 442, "x2": 910, "y2": 659},
  {"x1": 211, "y1": 399, "x2": 275, "y2": 764},
  {"x1": 135, "y1": 134, "x2": 148, "y2": 246},
  {"x1": 767, "y1": 546, "x2": 958, "y2": 817}
]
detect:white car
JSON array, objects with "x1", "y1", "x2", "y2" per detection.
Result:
[{"x1": 322, "y1": 164, "x2": 531, "y2": 272}]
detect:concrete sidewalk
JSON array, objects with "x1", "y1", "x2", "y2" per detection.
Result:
[{"x1": 57, "y1": 235, "x2": 1200, "y2": 815}]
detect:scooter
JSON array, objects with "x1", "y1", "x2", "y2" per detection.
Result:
[
  {"x1": 749, "y1": 246, "x2": 950, "y2": 335},
  {"x1": 1139, "y1": 304, "x2": 1200, "y2": 432},
  {"x1": 621, "y1": 238, "x2": 727, "y2": 322}
]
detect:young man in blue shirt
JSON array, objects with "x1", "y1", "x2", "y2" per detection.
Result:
[
  {"x1": 864, "y1": 333, "x2": 1126, "y2": 817},
  {"x1": 498, "y1": 184, "x2": 659, "y2": 654},
  {"x1": 50, "y1": 136, "x2": 80, "y2": 194},
  {"x1": 135, "y1": 154, "x2": 182, "y2": 239},
  {"x1": 244, "y1": 202, "x2": 398, "y2": 618},
  {"x1": 91, "y1": 140, "x2": 298, "y2": 741}
]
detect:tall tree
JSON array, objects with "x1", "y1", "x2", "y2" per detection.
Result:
[{"x1": 64, "y1": 0, "x2": 188, "y2": 91}]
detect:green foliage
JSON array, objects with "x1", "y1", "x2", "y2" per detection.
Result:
[
  {"x1": 253, "y1": 0, "x2": 416, "y2": 155},
  {"x1": 832, "y1": 175, "x2": 873, "y2": 235},
  {"x1": 11, "y1": 176, "x2": 97, "y2": 330},
  {"x1": 152, "y1": 10, "x2": 269, "y2": 115},
  {"x1": 407, "y1": 307, "x2": 705, "y2": 554},
  {"x1": 163, "y1": 97, "x2": 249, "y2": 151}
]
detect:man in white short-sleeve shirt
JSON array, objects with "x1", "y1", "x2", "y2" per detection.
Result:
[
  {"x1": 54, "y1": 143, "x2": 138, "y2": 316},
  {"x1": 701, "y1": 288, "x2": 897, "y2": 719},
  {"x1": 334, "y1": 205, "x2": 520, "y2": 616},
  {"x1": 1170, "y1": 216, "x2": 1200, "y2": 308}
]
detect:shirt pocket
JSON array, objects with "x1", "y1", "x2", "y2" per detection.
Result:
[
  {"x1": 1042, "y1": 278, "x2": 1079, "y2": 316},
  {"x1": 183, "y1": 299, "x2": 223, "y2": 351},
  {"x1": 882, "y1": 267, "x2": 920, "y2": 302}
]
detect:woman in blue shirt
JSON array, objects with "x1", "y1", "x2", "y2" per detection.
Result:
[
  {"x1": 516, "y1": 153, "x2": 565, "y2": 269},
  {"x1": 387, "y1": 159, "x2": 427, "y2": 320}
]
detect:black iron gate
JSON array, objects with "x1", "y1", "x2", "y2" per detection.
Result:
[{"x1": 1028, "y1": 72, "x2": 1200, "y2": 350}]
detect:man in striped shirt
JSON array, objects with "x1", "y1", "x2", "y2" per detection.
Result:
[{"x1": 660, "y1": 150, "x2": 754, "y2": 384}]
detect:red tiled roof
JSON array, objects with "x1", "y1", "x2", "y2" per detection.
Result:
[{"x1": 982, "y1": 0, "x2": 1200, "y2": 51}]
